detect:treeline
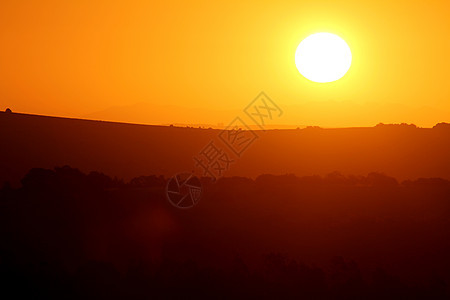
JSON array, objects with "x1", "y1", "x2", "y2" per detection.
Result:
[
  {"x1": 2, "y1": 165, "x2": 449, "y2": 193},
  {"x1": 1, "y1": 166, "x2": 450, "y2": 299}
]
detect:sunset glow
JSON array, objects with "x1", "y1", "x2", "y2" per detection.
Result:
[{"x1": 1, "y1": 1, "x2": 450, "y2": 127}]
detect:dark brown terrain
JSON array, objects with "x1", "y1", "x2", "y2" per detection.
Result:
[
  {"x1": 1, "y1": 111, "x2": 450, "y2": 187},
  {"x1": 2, "y1": 111, "x2": 450, "y2": 298}
]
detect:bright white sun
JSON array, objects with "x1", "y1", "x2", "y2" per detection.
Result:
[{"x1": 295, "y1": 32, "x2": 352, "y2": 83}]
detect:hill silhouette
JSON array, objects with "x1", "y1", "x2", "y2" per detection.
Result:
[
  {"x1": 1, "y1": 111, "x2": 450, "y2": 187},
  {"x1": 1, "y1": 166, "x2": 450, "y2": 299}
]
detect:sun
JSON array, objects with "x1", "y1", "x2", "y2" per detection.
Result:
[{"x1": 295, "y1": 33, "x2": 352, "y2": 83}]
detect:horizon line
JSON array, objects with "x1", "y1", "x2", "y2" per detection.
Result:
[{"x1": 1, "y1": 109, "x2": 448, "y2": 130}]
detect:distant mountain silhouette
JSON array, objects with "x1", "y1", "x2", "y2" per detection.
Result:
[
  {"x1": 83, "y1": 102, "x2": 241, "y2": 126},
  {"x1": 1, "y1": 111, "x2": 450, "y2": 186}
]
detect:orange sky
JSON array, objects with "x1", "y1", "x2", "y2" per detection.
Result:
[{"x1": 0, "y1": 0, "x2": 449, "y2": 127}]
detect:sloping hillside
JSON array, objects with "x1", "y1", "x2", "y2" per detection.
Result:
[{"x1": 1, "y1": 111, "x2": 450, "y2": 185}]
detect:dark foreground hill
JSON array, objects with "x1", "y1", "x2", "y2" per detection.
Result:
[
  {"x1": 1, "y1": 167, "x2": 450, "y2": 299},
  {"x1": 1, "y1": 111, "x2": 450, "y2": 186}
]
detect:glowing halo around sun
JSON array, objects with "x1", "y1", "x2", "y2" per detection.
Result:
[{"x1": 295, "y1": 33, "x2": 352, "y2": 83}]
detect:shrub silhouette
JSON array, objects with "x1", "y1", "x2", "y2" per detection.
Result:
[{"x1": 1, "y1": 166, "x2": 450, "y2": 299}]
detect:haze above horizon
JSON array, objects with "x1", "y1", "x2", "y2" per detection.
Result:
[{"x1": 1, "y1": 0, "x2": 449, "y2": 128}]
